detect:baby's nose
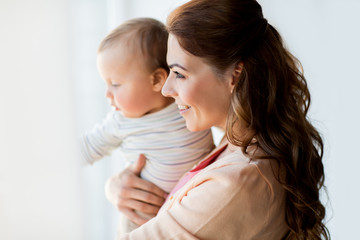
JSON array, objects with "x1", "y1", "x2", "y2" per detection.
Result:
[{"x1": 105, "y1": 88, "x2": 113, "y2": 99}]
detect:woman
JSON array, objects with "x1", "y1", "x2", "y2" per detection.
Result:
[{"x1": 107, "y1": 0, "x2": 330, "y2": 239}]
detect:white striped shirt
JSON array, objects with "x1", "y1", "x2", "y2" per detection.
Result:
[{"x1": 81, "y1": 103, "x2": 214, "y2": 192}]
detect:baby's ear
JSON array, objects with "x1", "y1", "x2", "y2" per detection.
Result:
[{"x1": 151, "y1": 68, "x2": 168, "y2": 92}]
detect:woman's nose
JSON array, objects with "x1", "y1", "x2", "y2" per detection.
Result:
[{"x1": 161, "y1": 76, "x2": 177, "y2": 97}]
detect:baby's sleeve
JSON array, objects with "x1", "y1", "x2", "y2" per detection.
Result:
[{"x1": 81, "y1": 111, "x2": 124, "y2": 165}]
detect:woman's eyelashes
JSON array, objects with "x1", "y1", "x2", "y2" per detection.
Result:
[{"x1": 173, "y1": 70, "x2": 185, "y2": 79}]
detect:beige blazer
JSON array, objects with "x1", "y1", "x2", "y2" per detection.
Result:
[{"x1": 120, "y1": 142, "x2": 289, "y2": 240}]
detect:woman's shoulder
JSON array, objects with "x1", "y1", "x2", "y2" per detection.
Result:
[
  {"x1": 164, "y1": 144, "x2": 288, "y2": 239},
  {"x1": 199, "y1": 144, "x2": 283, "y2": 196}
]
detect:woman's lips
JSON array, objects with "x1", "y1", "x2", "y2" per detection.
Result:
[{"x1": 178, "y1": 104, "x2": 191, "y2": 114}]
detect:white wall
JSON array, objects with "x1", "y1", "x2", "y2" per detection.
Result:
[
  {"x1": 258, "y1": 1, "x2": 360, "y2": 238},
  {"x1": 1, "y1": 0, "x2": 359, "y2": 239},
  {"x1": 0, "y1": 0, "x2": 84, "y2": 239}
]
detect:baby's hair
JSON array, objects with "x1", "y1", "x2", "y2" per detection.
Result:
[{"x1": 98, "y1": 18, "x2": 169, "y2": 73}]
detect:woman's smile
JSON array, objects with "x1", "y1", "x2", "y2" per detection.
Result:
[
  {"x1": 177, "y1": 104, "x2": 191, "y2": 114},
  {"x1": 162, "y1": 34, "x2": 233, "y2": 131}
]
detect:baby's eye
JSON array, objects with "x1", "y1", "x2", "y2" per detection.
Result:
[
  {"x1": 173, "y1": 71, "x2": 185, "y2": 79},
  {"x1": 111, "y1": 83, "x2": 120, "y2": 87}
]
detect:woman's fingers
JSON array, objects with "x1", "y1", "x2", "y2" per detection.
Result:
[
  {"x1": 131, "y1": 177, "x2": 168, "y2": 200},
  {"x1": 118, "y1": 207, "x2": 149, "y2": 226},
  {"x1": 120, "y1": 187, "x2": 165, "y2": 207},
  {"x1": 105, "y1": 154, "x2": 168, "y2": 223},
  {"x1": 121, "y1": 155, "x2": 168, "y2": 199},
  {"x1": 119, "y1": 198, "x2": 160, "y2": 215},
  {"x1": 128, "y1": 154, "x2": 147, "y2": 175},
  {"x1": 118, "y1": 167, "x2": 167, "y2": 200}
]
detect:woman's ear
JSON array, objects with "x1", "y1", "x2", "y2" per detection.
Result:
[
  {"x1": 230, "y1": 62, "x2": 243, "y2": 93},
  {"x1": 151, "y1": 68, "x2": 168, "y2": 92}
]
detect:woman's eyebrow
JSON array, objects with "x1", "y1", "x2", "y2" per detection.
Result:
[{"x1": 168, "y1": 63, "x2": 188, "y2": 71}]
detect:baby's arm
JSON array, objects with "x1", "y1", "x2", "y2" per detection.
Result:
[{"x1": 81, "y1": 111, "x2": 123, "y2": 164}]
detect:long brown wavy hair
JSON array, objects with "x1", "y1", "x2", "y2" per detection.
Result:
[{"x1": 167, "y1": 0, "x2": 330, "y2": 239}]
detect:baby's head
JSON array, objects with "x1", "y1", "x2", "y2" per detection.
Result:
[{"x1": 97, "y1": 18, "x2": 172, "y2": 118}]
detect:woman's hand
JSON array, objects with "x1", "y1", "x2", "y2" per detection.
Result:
[{"x1": 105, "y1": 154, "x2": 167, "y2": 226}]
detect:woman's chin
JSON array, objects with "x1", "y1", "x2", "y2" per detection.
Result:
[{"x1": 185, "y1": 122, "x2": 205, "y2": 132}]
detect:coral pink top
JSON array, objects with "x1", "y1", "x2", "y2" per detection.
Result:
[
  {"x1": 167, "y1": 144, "x2": 228, "y2": 200},
  {"x1": 121, "y1": 142, "x2": 288, "y2": 240}
]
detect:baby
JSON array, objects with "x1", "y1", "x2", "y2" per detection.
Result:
[{"x1": 80, "y1": 18, "x2": 214, "y2": 234}]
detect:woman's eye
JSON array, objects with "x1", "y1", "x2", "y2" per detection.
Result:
[{"x1": 173, "y1": 71, "x2": 185, "y2": 79}]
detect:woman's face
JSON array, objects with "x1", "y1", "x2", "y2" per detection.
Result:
[{"x1": 162, "y1": 34, "x2": 234, "y2": 131}]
